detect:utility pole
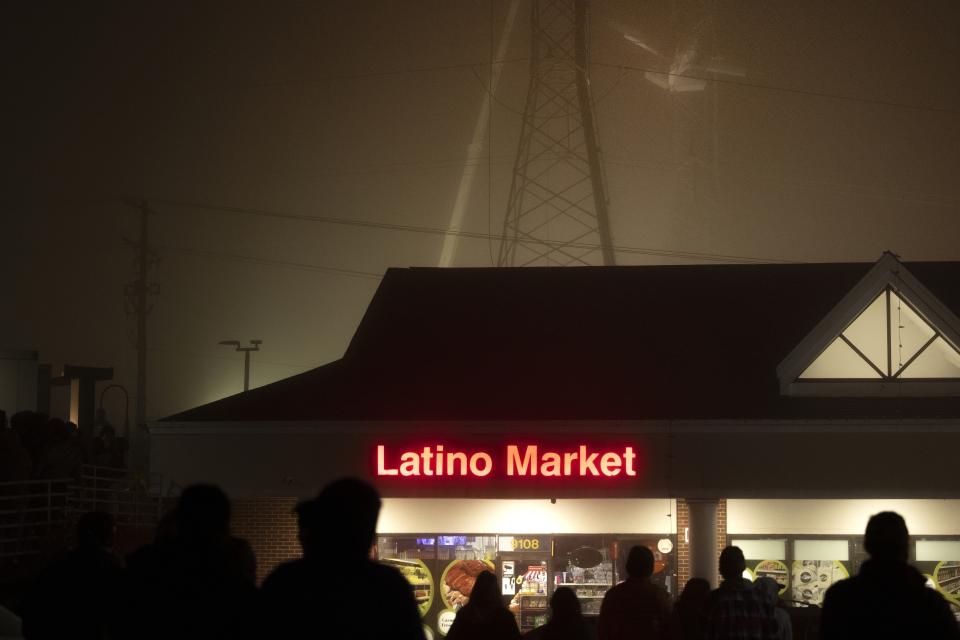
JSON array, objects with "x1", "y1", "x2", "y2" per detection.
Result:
[
  {"x1": 219, "y1": 340, "x2": 262, "y2": 392},
  {"x1": 123, "y1": 199, "x2": 159, "y2": 439},
  {"x1": 498, "y1": 0, "x2": 614, "y2": 266}
]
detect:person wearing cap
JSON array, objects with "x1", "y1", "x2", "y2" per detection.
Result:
[
  {"x1": 754, "y1": 577, "x2": 792, "y2": 640},
  {"x1": 260, "y1": 478, "x2": 425, "y2": 639},
  {"x1": 820, "y1": 511, "x2": 959, "y2": 639},
  {"x1": 704, "y1": 546, "x2": 780, "y2": 639}
]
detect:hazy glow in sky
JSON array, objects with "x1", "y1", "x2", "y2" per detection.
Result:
[{"x1": 3, "y1": 0, "x2": 959, "y2": 424}]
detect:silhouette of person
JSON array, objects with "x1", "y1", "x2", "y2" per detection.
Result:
[
  {"x1": 123, "y1": 484, "x2": 258, "y2": 639},
  {"x1": 10, "y1": 411, "x2": 46, "y2": 469},
  {"x1": 260, "y1": 477, "x2": 425, "y2": 639},
  {"x1": 754, "y1": 577, "x2": 792, "y2": 640},
  {"x1": 524, "y1": 586, "x2": 590, "y2": 640},
  {"x1": 670, "y1": 577, "x2": 711, "y2": 640},
  {"x1": 93, "y1": 423, "x2": 125, "y2": 468},
  {"x1": 820, "y1": 511, "x2": 960, "y2": 639},
  {"x1": 0, "y1": 602, "x2": 22, "y2": 639},
  {"x1": 33, "y1": 417, "x2": 82, "y2": 479},
  {"x1": 0, "y1": 413, "x2": 31, "y2": 482},
  {"x1": 704, "y1": 546, "x2": 779, "y2": 639},
  {"x1": 446, "y1": 570, "x2": 520, "y2": 640},
  {"x1": 21, "y1": 511, "x2": 124, "y2": 639},
  {"x1": 598, "y1": 545, "x2": 672, "y2": 640}
]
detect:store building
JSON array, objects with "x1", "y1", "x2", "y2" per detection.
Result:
[{"x1": 152, "y1": 252, "x2": 960, "y2": 636}]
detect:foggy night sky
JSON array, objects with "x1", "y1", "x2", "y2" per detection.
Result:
[{"x1": 2, "y1": 0, "x2": 959, "y2": 425}]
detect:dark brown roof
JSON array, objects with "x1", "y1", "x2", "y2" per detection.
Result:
[{"x1": 164, "y1": 260, "x2": 960, "y2": 422}]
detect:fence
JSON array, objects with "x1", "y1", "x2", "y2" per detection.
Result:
[
  {"x1": 68, "y1": 464, "x2": 164, "y2": 528},
  {"x1": 0, "y1": 477, "x2": 73, "y2": 559},
  {"x1": 0, "y1": 465, "x2": 163, "y2": 561}
]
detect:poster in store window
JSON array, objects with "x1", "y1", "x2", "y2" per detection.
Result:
[
  {"x1": 915, "y1": 558, "x2": 960, "y2": 621},
  {"x1": 440, "y1": 559, "x2": 495, "y2": 609},
  {"x1": 501, "y1": 561, "x2": 516, "y2": 595},
  {"x1": 377, "y1": 540, "x2": 435, "y2": 618},
  {"x1": 791, "y1": 560, "x2": 849, "y2": 606},
  {"x1": 754, "y1": 560, "x2": 789, "y2": 595},
  {"x1": 934, "y1": 560, "x2": 960, "y2": 606}
]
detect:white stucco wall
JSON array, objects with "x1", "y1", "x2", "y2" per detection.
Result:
[
  {"x1": 728, "y1": 499, "x2": 960, "y2": 535},
  {"x1": 379, "y1": 498, "x2": 677, "y2": 534}
]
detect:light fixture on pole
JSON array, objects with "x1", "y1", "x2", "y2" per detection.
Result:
[{"x1": 219, "y1": 340, "x2": 262, "y2": 392}]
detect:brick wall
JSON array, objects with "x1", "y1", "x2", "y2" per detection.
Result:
[
  {"x1": 231, "y1": 496, "x2": 727, "y2": 588},
  {"x1": 675, "y1": 498, "x2": 727, "y2": 590},
  {"x1": 677, "y1": 498, "x2": 690, "y2": 588},
  {"x1": 231, "y1": 497, "x2": 301, "y2": 584},
  {"x1": 717, "y1": 499, "x2": 728, "y2": 577}
]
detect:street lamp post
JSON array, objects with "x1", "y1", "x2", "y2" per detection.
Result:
[
  {"x1": 98, "y1": 383, "x2": 130, "y2": 438},
  {"x1": 219, "y1": 340, "x2": 262, "y2": 392}
]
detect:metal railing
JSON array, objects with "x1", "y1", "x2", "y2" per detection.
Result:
[
  {"x1": 68, "y1": 464, "x2": 164, "y2": 528},
  {"x1": 0, "y1": 477, "x2": 73, "y2": 558},
  {"x1": 0, "y1": 465, "x2": 163, "y2": 560}
]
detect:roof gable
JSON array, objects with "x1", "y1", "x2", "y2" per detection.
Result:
[
  {"x1": 165, "y1": 259, "x2": 960, "y2": 423},
  {"x1": 778, "y1": 253, "x2": 960, "y2": 396}
]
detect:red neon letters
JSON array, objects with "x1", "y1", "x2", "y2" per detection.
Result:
[{"x1": 376, "y1": 444, "x2": 637, "y2": 478}]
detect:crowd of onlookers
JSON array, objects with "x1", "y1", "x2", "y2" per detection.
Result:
[
  {"x1": 443, "y1": 513, "x2": 959, "y2": 640},
  {"x1": 0, "y1": 409, "x2": 126, "y2": 483},
  {"x1": 5, "y1": 476, "x2": 960, "y2": 639}
]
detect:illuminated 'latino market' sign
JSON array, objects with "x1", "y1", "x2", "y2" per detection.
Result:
[{"x1": 375, "y1": 444, "x2": 638, "y2": 478}]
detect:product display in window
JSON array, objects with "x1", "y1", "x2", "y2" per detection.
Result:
[
  {"x1": 555, "y1": 544, "x2": 613, "y2": 616},
  {"x1": 377, "y1": 537, "x2": 437, "y2": 617},
  {"x1": 754, "y1": 560, "x2": 789, "y2": 594},
  {"x1": 791, "y1": 560, "x2": 848, "y2": 606},
  {"x1": 440, "y1": 559, "x2": 494, "y2": 609},
  {"x1": 934, "y1": 561, "x2": 960, "y2": 604},
  {"x1": 614, "y1": 536, "x2": 676, "y2": 595},
  {"x1": 910, "y1": 550, "x2": 960, "y2": 622},
  {"x1": 377, "y1": 532, "x2": 677, "y2": 637},
  {"x1": 506, "y1": 561, "x2": 549, "y2": 632}
]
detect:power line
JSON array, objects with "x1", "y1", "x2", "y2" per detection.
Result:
[
  {"x1": 148, "y1": 197, "x2": 799, "y2": 264},
  {"x1": 129, "y1": 51, "x2": 957, "y2": 118},
  {"x1": 591, "y1": 60, "x2": 960, "y2": 116},
  {"x1": 148, "y1": 346, "x2": 313, "y2": 370},
  {"x1": 601, "y1": 156, "x2": 960, "y2": 208},
  {"x1": 133, "y1": 58, "x2": 530, "y2": 95},
  {"x1": 309, "y1": 154, "x2": 518, "y2": 176},
  {"x1": 159, "y1": 244, "x2": 384, "y2": 280},
  {"x1": 469, "y1": 62, "x2": 632, "y2": 119}
]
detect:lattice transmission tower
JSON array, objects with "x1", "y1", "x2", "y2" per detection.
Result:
[{"x1": 497, "y1": 0, "x2": 614, "y2": 267}]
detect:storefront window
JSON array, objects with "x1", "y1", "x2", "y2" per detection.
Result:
[
  {"x1": 914, "y1": 539, "x2": 960, "y2": 622},
  {"x1": 435, "y1": 536, "x2": 497, "y2": 635},
  {"x1": 497, "y1": 535, "x2": 550, "y2": 632},
  {"x1": 376, "y1": 536, "x2": 438, "y2": 623},
  {"x1": 732, "y1": 538, "x2": 788, "y2": 594},
  {"x1": 614, "y1": 536, "x2": 677, "y2": 595},
  {"x1": 378, "y1": 532, "x2": 676, "y2": 637},
  {"x1": 553, "y1": 536, "x2": 616, "y2": 616},
  {"x1": 792, "y1": 539, "x2": 850, "y2": 606}
]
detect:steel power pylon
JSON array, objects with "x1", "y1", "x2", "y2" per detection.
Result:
[{"x1": 498, "y1": 0, "x2": 614, "y2": 267}]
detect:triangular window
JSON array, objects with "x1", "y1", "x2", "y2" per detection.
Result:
[{"x1": 799, "y1": 287, "x2": 960, "y2": 380}]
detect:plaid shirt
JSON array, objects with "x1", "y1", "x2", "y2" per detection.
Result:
[{"x1": 706, "y1": 579, "x2": 781, "y2": 640}]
